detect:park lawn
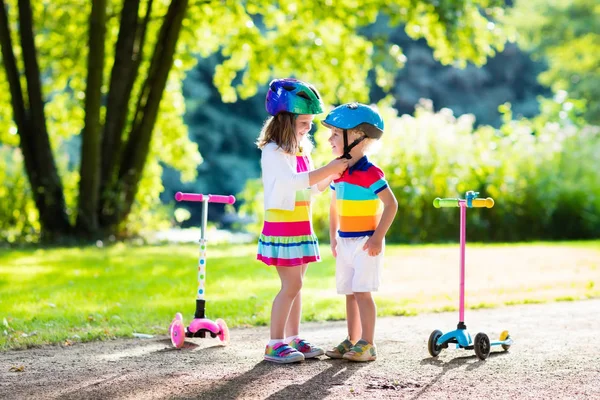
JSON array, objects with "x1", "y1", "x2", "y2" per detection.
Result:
[{"x1": 1, "y1": 241, "x2": 598, "y2": 350}]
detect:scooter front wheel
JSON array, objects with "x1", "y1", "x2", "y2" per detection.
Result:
[
  {"x1": 170, "y1": 316, "x2": 186, "y2": 349},
  {"x1": 428, "y1": 330, "x2": 443, "y2": 357},
  {"x1": 474, "y1": 332, "x2": 491, "y2": 360},
  {"x1": 215, "y1": 318, "x2": 230, "y2": 345}
]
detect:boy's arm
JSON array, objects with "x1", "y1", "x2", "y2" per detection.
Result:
[
  {"x1": 329, "y1": 190, "x2": 339, "y2": 257},
  {"x1": 363, "y1": 187, "x2": 398, "y2": 256},
  {"x1": 372, "y1": 187, "x2": 398, "y2": 242}
]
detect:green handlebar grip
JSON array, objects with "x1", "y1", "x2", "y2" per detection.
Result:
[
  {"x1": 472, "y1": 198, "x2": 494, "y2": 208},
  {"x1": 433, "y1": 198, "x2": 459, "y2": 208}
]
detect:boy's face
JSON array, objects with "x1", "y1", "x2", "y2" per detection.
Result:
[
  {"x1": 328, "y1": 127, "x2": 345, "y2": 157},
  {"x1": 294, "y1": 114, "x2": 314, "y2": 143},
  {"x1": 328, "y1": 127, "x2": 363, "y2": 157}
]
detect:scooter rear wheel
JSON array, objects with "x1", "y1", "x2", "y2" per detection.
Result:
[
  {"x1": 215, "y1": 318, "x2": 230, "y2": 345},
  {"x1": 170, "y1": 317, "x2": 186, "y2": 349},
  {"x1": 499, "y1": 330, "x2": 511, "y2": 351}
]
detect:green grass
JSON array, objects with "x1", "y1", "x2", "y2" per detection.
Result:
[{"x1": 1, "y1": 241, "x2": 599, "y2": 350}]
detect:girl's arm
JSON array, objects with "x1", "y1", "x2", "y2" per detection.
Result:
[
  {"x1": 314, "y1": 174, "x2": 340, "y2": 193},
  {"x1": 263, "y1": 146, "x2": 347, "y2": 191},
  {"x1": 329, "y1": 189, "x2": 339, "y2": 257}
]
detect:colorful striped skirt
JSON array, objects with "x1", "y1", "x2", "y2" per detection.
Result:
[{"x1": 257, "y1": 155, "x2": 320, "y2": 267}]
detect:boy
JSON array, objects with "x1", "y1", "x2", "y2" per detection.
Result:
[{"x1": 322, "y1": 103, "x2": 398, "y2": 362}]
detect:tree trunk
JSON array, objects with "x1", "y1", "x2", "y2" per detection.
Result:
[
  {"x1": 102, "y1": 0, "x2": 189, "y2": 229},
  {"x1": 76, "y1": 0, "x2": 107, "y2": 236},
  {"x1": 99, "y1": 0, "x2": 153, "y2": 228},
  {"x1": 1, "y1": 0, "x2": 71, "y2": 240}
]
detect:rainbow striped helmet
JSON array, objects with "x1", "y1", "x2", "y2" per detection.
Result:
[{"x1": 265, "y1": 78, "x2": 324, "y2": 116}]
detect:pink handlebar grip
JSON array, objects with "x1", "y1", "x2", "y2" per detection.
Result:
[{"x1": 175, "y1": 192, "x2": 236, "y2": 204}]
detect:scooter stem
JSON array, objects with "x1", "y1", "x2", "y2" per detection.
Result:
[{"x1": 459, "y1": 200, "x2": 467, "y2": 325}]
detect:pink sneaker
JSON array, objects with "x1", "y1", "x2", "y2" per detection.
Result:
[
  {"x1": 264, "y1": 342, "x2": 304, "y2": 364},
  {"x1": 288, "y1": 338, "x2": 325, "y2": 359}
]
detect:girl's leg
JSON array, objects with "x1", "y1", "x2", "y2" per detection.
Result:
[
  {"x1": 346, "y1": 294, "x2": 361, "y2": 343},
  {"x1": 354, "y1": 292, "x2": 376, "y2": 344},
  {"x1": 284, "y1": 264, "x2": 307, "y2": 337},
  {"x1": 270, "y1": 266, "x2": 303, "y2": 340}
]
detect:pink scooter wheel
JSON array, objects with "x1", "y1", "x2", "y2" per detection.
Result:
[
  {"x1": 170, "y1": 314, "x2": 185, "y2": 349},
  {"x1": 215, "y1": 318, "x2": 229, "y2": 345}
]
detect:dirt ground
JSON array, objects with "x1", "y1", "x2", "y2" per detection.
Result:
[{"x1": 1, "y1": 299, "x2": 599, "y2": 400}]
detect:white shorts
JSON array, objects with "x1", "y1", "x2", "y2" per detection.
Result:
[{"x1": 335, "y1": 236, "x2": 384, "y2": 295}]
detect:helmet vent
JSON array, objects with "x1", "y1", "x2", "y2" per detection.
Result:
[
  {"x1": 282, "y1": 85, "x2": 296, "y2": 91},
  {"x1": 308, "y1": 86, "x2": 320, "y2": 99},
  {"x1": 296, "y1": 91, "x2": 311, "y2": 100},
  {"x1": 347, "y1": 103, "x2": 359, "y2": 109}
]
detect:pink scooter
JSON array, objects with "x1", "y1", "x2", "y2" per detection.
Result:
[{"x1": 169, "y1": 192, "x2": 236, "y2": 348}]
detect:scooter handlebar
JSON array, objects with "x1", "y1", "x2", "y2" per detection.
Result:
[
  {"x1": 471, "y1": 198, "x2": 494, "y2": 208},
  {"x1": 433, "y1": 197, "x2": 494, "y2": 208},
  {"x1": 433, "y1": 198, "x2": 459, "y2": 208},
  {"x1": 175, "y1": 192, "x2": 236, "y2": 204}
]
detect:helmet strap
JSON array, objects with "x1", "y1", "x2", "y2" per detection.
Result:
[{"x1": 341, "y1": 129, "x2": 366, "y2": 160}]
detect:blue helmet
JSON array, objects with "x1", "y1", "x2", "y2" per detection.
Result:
[{"x1": 322, "y1": 103, "x2": 384, "y2": 139}]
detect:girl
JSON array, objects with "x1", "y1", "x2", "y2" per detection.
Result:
[{"x1": 257, "y1": 78, "x2": 348, "y2": 363}]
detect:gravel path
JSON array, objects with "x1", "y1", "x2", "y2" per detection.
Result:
[{"x1": 2, "y1": 299, "x2": 599, "y2": 399}]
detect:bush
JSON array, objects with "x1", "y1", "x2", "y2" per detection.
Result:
[{"x1": 240, "y1": 99, "x2": 600, "y2": 243}]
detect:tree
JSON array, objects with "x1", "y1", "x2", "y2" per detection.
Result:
[
  {"x1": 508, "y1": 0, "x2": 600, "y2": 124},
  {"x1": 0, "y1": 0, "x2": 508, "y2": 241}
]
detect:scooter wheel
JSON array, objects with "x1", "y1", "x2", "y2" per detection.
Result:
[
  {"x1": 499, "y1": 330, "x2": 511, "y2": 351},
  {"x1": 170, "y1": 318, "x2": 186, "y2": 349},
  {"x1": 215, "y1": 318, "x2": 230, "y2": 345},
  {"x1": 428, "y1": 330, "x2": 443, "y2": 357},
  {"x1": 474, "y1": 332, "x2": 491, "y2": 360}
]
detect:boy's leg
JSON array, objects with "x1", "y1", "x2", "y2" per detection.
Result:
[
  {"x1": 346, "y1": 294, "x2": 361, "y2": 343},
  {"x1": 350, "y1": 237, "x2": 383, "y2": 344},
  {"x1": 354, "y1": 291, "x2": 376, "y2": 344},
  {"x1": 284, "y1": 264, "x2": 308, "y2": 337},
  {"x1": 325, "y1": 238, "x2": 358, "y2": 359}
]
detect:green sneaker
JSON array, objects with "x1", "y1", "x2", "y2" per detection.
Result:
[
  {"x1": 342, "y1": 339, "x2": 377, "y2": 362},
  {"x1": 325, "y1": 338, "x2": 354, "y2": 359}
]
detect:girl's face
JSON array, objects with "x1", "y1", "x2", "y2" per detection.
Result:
[
  {"x1": 294, "y1": 114, "x2": 314, "y2": 144},
  {"x1": 328, "y1": 127, "x2": 345, "y2": 157}
]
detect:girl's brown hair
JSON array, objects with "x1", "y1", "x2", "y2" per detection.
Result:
[{"x1": 256, "y1": 112, "x2": 297, "y2": 154}]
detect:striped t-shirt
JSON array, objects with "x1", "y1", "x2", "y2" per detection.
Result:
[{"x1": 330, "y1": 156, "x2": 388, "y2": 238}]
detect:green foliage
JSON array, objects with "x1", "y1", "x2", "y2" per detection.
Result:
[
  {"x1": 161, "y1": 55, "x2": 264, "y2": 226},
  {"x1": 0, "y1": 0, "x2": 510, "y2": 242},
  {"x1": 240, "y1": 99, "x2": 600, "y2": 243},
  {"x1": 0, "y1": 147, "x2": 39, "y2": 243},
  {"x1": 508, "y1": 0, "x2": 600, "y2": 124},
  {"x1": 210, "y1": 0, "x2": 509, "y2": 104},
  {"x1": 365, "y1": 23, "x2": 549, "y2": 127}
]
